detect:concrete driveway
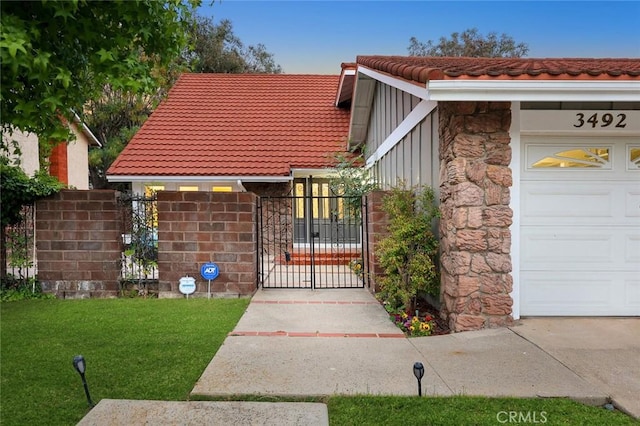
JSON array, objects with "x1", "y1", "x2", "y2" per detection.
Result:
[{"x1": 510, "y1": 317, "x2": 640, "y2": 418}]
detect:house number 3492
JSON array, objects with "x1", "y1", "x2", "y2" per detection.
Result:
[{"x1": 573, "y1": 112, "x2": 627, "y2": 128}]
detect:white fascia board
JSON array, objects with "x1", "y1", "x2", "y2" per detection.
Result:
[
  {"x1": 357, "y1": 66, "x2": 430, "y2": 100},
  {"x1": 291, "y1": 168, "x2": 338, "y2": 178},
  {"x1": 335, "y1": 69, "x2": 357, "y2": 107},
  {"x1": 365, "y1": 100, "x2": 437, "y2": 167},
  {"x1": 426, "y1": 80, "x2": 640, "y2": 101},
  {"x1": 72, "y1": 111, "x2": 102, "y2": 147},
  {"x1": 107, "y1": 175, "x2": 292, "y2": 183}
]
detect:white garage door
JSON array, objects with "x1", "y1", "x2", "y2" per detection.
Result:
[{"x1": 521, "y1": 137, "x2": 640, "y2": 316}]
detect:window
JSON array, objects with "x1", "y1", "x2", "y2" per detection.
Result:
[
  {"x1": 179, "y1": 186, "x2": 199, "y2": 192},
  {"x1": 144, "y1": 185, "x2": 164, "y2": 196},
  {"x1": 295, "y1": 183, "x2": 305, "y2": 219},
  {"x1": 630, "y1": 146, "x2": 640, "y2": 170},
  {"x1": 211, "y1": 186, "x2": 233, "y2": 192},
  {"x1": 531, "y1": 147, "x2": 610, "y2": 169}
]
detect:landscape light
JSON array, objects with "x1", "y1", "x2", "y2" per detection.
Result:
[
  {"x1": 73, "y1": 355, "x2": 95, "y2": 408},
  {"x1": 413, "y1": 362, "x2": 425, "y2": 396}
]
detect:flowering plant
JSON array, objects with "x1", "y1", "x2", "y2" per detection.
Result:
[
  {"x1": 391, "y1": 310, "x2": 435, "y2": 337},
  {"x1": 348, "y1": 258, "x2": 363, "y2": 277}
]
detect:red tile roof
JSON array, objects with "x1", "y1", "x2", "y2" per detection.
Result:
[
  {"x1": 357, "y1": 56, "x2": 640, "y2": 84},
  {"x1": 107, "y1": 74, "x2": 350, "y2": 178}
]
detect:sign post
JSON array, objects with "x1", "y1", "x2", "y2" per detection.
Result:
[
  {"x1": 200, "y1": 263, "x2": 219, "y2": 299},
  {"x1": 178, "y1": 276, "x2": 196, "y2": 299}
]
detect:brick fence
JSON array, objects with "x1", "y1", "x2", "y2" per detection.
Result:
[
  {"x1": 157, "y1": 191, "x2": 257, "y2": 297},
  {"x1": 35, "y1": 190, "x2": 259, "y2": 298},
  {"x1": 36, "y1": 190, "x2": 121, "y2": 298}
]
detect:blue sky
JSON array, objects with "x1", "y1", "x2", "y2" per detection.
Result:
[{"x1": 198, "y1": 1, "x2": 640, "y2": 74}]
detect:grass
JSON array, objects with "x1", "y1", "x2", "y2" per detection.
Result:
[
  {"x1": 0, "y1": 297, "x2": 249, "y2": 425},
  {"x1": 1, "y1": 299, "x2": 636, "y2": 425},
  {"x1": 327, "y1": 395, "x2": 636, "y2": 426}
]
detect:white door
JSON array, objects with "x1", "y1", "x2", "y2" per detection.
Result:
[{"x1": 520, "y1": 137, "x2": 640, "y2": 316}]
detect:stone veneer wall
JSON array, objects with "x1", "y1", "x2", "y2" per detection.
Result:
[
  {"x1": 156, "y1": 191, "x2": 257, "y2": 297},
  {"x1": 438, "y1": 101, "x2": 514, "y2": 332},
  {"x1": 36, "y1": 190, "x2": 121, "y2": 298}
]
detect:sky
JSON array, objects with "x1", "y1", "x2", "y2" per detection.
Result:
[{"x1": 198, "y1": 1, "x2": 640, "y2": 74}]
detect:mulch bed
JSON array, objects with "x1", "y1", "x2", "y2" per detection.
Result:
[{"x1": 414, "y1": 297, "x2": 451, "y2": 336}]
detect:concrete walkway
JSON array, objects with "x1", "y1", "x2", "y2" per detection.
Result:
[{"x1": 79, "y1": 289, "x2": 639, "y2": 424}]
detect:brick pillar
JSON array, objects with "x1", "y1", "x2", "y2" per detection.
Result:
[
  {"x1": 157, "y1": 191, "x2": 257, "y2": 297},
  {"x1": 438, "y1": 101, "x2": 514, "y2": 332},
  {"x1": 36, "y1": 190, "x2": 121, "y2": 298},
  {"x1": 364, "y1": 191, "x2": 390, "y2": 293}
]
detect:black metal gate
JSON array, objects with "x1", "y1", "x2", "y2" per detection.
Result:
[{"x1": 257, "y1": 193, "x2": 368, "y2": 289}]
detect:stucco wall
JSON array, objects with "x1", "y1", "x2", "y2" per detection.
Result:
[
  {"x1": 67, "y1": 123, "x2": 91, "y2": 189},
  {"x1": 2, "y1": 129, "x2": 40, "y2": 176}
]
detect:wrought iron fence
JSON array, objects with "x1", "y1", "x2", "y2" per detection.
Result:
[
  {"x1": 118, "y1": 193, "x2": 158, "y2": 292},
  {"x1": 3, "y1": 204, "x2": 36, "y2": 283}
]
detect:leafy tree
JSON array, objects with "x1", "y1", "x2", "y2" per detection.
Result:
[
  {"x1": 328, "y1": 152, "x2": 379, "y2": 219},
  {"x1": 1, "y1": 0, "x2": 198, "y2": 154},
  {"x1": 243, "y1": 43, "x2": 283, "y2": 74},
  {"x1": 187, "y1": 16, "x2": 282, "y2": 73},
  {"x1": 408, "y1": 28, "x2": 529, "y2": 58},
  {"x1": 86, "y1": 85, "x2": 166, "y2": 189}
]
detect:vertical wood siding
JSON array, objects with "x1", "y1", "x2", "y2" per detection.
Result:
[{"x1": 365, "y1": 82, "x2": 439, "y2": 190}]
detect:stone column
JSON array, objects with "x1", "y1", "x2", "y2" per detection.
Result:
[{"x1": 438, "y1": 102, "x2": 514, "y2": 331}]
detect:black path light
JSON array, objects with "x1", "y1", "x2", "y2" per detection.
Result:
[
  {"x1": 413, "y1": 362, "x2": 425, "y2": 396},
  {"x1": 73, "y1": 355, "x2": 95, "y2": 408}
]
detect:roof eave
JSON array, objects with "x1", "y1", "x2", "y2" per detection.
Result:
[
  {"x1": 72, "y1": 112, "x2": 102, "y2": 147},
  {"x1": 107, "y1": 175, "x2": 293, "y2": 183},
  {"x1": 426, "y1": 80, "x2": 640, "y2": 102}
]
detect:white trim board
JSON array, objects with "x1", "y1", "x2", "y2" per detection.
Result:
[
  {"x1": 426, "y1": 80, "x2": 640, "y2": 102},
  {"x1": 357, "y1": 66, "x2": 430, "y2": 100},
  {"x1": 509, "y1": 102, "x2": 522, "y2": 320},
  {"x1": 365, "y1": 99, "x2": 437, "y2": 168}
]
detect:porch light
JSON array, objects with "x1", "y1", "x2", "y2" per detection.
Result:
[
  {"x1": 413, "y1": 362, "x2": 425, "y2": 396},
  {"x1": 73, "y1": 355, "x2": 95, "y2": 407}
]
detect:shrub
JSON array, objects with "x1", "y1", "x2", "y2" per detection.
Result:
[
  {"x1": 375, "y1": 184, "x2": 440, "y2": 313},
  {"x1": 0, "y1": 276, "x2": 55, "y2": 302}
]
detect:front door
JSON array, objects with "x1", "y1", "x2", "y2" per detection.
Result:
[{"x1": 293, "y1": 178, "x2": 360, "y2": 245}]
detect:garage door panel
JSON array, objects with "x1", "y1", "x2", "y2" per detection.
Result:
[
  {"x1": 522, "y1": 185, "x2": 613, "y2": 219},
  {"x1": 625, "y1": 279, "x2": 640, "y2": 308},
  {"x1": 625, "y1": 189, "x2": 640, "y2": 217},
  {"x1": 521, "y1": 227, "x2": 638, "y2": 269},
  {"x1": 521, "y1": 274, "x2": 612, "y2": 315},
  {"x1": 522, "y1": 230, "x2": 613, "y2": 266},
  {"x1": 520, "y1": 272, "x2": 640, "y2": 316},
  {"x1": 627, "y1": 235, "x2": 640, "y2": 264}
]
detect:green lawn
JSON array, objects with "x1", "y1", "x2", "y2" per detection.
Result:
[
  {"x1": 1, "y1": 299, "x2": 635, "y2": 425},
  {"x1": 327, "y1": 395, "x2": 635, "y2": 426},
  {"x1": 0, "y1": 298, "x2": 249, "y2": 425}
]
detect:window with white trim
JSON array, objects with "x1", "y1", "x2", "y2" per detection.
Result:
[
  {"x1": 528, "y1": 146, "x2": 611, "y2": 169},
  {"x1": 629, "y1": 146, "x2": 640, "y2": 170}
]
